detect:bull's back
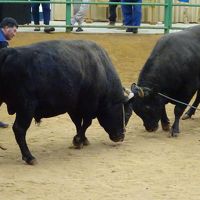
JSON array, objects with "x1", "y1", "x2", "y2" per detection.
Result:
[
  {"x1": 25, "y1": 40, "x2": 121, "y2": 100},
  {"x1": 138, "y1": 25, "x2": 200, "y2": 92}
]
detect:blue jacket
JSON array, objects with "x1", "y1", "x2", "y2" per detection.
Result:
[
  {"x1": 178, "y1": 0, "x2": 189, "y2": 2},
  {"x1": 0, "y1": 29, "x2": 8, "y2": 48}
]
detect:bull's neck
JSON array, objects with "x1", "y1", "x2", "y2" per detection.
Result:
[{"x1": 137, "y1": 76, "x2": 160, "y2": 92}]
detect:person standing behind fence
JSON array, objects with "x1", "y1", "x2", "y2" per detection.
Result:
[
  {"x1": 31, "y1": 0, "x2": 55, "y2": 33},
  {"x1": 121, "y1": 0, "x2": 142, "y2": 33},
  {"x1": 178, "y1": 0, "x2": 189, "y2": 24},
  {"x1": 71, "y1": 0, "x2": 90, "y2": 32},
  {"x1": 0, "y1": 17, "x2": 18, "y2": 128},
  {"x1": 108, "y1": 0, "x2": 121, "y2": 26}
]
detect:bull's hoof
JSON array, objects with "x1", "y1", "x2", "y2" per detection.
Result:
[
  {"x1": 83, "y1": 138, "x2": 90, "y2": 146},
  {"x1": 27, "y1": 158, "x2": 38, "y2": 165},
  {"x1": 109, "y1": 134, "x2": 125, "y2": 142},
  {"x1": 182, "y1": 114, "x2": 191, "y2": 120},
  {"x1": 73, "y1": 136, "x2": 90, "y2": 149},
  {"x1": 170, "y1": 133, "x2": 178, "y2": 137},
  {"x1": 22, "y1": 156, "x2": 37, "y2": 165},
  {"x1": 170, "y1": 128, "x2": 179, "y2": 137},
  {"x1": 161, "y1": 123, "x2": 170, "y2": 131}
]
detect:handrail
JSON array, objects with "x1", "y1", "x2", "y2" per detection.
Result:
[{"x1": 0, "y1": 0, "x2": 200, "y2": 34}]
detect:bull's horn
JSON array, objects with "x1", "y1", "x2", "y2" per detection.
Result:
[
  {"x1": 123, "y1": 87, "x2": 134, "y2": 100},
  {"x1": 128, "y1": 92, "x2": 134, "y2": 99}
]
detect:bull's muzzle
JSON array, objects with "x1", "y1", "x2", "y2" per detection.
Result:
[
  {"x1": 109, "y1": 133, "x2": 125, "y2": 142},
  {"x1": 145, "y1": 125, "x2": 159, "y2": 132}
]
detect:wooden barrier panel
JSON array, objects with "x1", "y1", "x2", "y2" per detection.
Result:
[{"x1": 0, "y1": 2, "x2": 31, "y2": 25}]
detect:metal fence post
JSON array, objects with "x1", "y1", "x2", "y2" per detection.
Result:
[
  {"x1": 66, "y1": 0, "x2": 71, "y2": 32},
  {"x1": 164, "y1": 0, "x2": 173, "y2": 34}
]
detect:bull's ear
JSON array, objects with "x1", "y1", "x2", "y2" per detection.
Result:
[{"x1": 131, "y1": 83, "x2": 152, "y2": 98}]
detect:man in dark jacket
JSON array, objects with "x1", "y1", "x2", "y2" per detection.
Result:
[
  {"x1": 0, "y1": 17, "x2": 18, "y2": 48},
  {"x1": 108, "y1": 0, "x2": 121, "y2": 25},
  {"x1": 0, "y1": 17, "x2": 18, "y2": 128}
]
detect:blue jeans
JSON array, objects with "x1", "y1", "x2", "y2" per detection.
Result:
[{"x1": 121, "y1": 0, "x2": 142, "y2": 26}]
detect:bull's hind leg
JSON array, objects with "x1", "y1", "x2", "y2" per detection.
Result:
[
  {"x1": 182, "y1": 90, "x2": 200, "y2": 120},
  {"x1": 171, "y1": 88, "x2": 196, "y2": 137},
  {"x1": 13, "y1": 113, "x2": 36, "y2": 165},
  {"x1": 70, "y1": 114, "x2": 91, "y2": 148},
  {"x1": 171, "y1": 105, "x2": 183, "y2": 137}
]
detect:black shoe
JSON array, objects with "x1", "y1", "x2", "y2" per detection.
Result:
[
  {"x1": 108, "y1": 21, "x2": 115, "y2": 26},
  {"x1": 69, "y1": 26, "x2": 73, "y2": 31},
  {"x1": 108, "y1": 21, "x2": 116, "y2": 29},
  {"x1": 44, "y1": 27, "x2": 55, "y2": 33},
  {"x1": 132, "y1": 28, "x2": 138, "y2": 34},
  {"x1": 34, "y1": 27, "x2": 40, "y2": 31},
  {"x1": 76, "y1": 27, "x2": 83, "y2": 32},
  {"x1": 126, "y1": 28, "x2": 134, "y2": 32},
  {"x1": 0, "y1": 121, "x2": 8, "y2": 128},
  {"x1": 126, "y1": 28, "x2": 138, "y2": 33}
]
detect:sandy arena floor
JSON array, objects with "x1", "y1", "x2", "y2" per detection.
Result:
[{"x1": 1, "y1": 33, "x2": 200, "y2": 200}]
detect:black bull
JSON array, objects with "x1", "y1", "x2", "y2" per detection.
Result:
[
  {"x1": 0, "y1": 40, "x2": 133, "y2": 165},
  {"x1": 131, "y1": 25, "x2": 200, "y2": 137}
]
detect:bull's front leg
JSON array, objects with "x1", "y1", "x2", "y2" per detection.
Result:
[
  {"x1": 69, "y1": 114, "x2": 91, "y2": 148},
  {"x1": 13, "y1": 113, "x2": 36, "y2": 165},
  {"x1": 161, "y1": 106, "x2": 170, "y2": 131},
  {"x1": 73, "y1": 117, "x2": 92, "y2": 149}
]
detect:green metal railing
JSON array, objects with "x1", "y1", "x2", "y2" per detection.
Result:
[{"x1": 0, "y1": 0, "x2": 200, "y2": 33}]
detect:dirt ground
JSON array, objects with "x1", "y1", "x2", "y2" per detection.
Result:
[{"x1": 1, "y1": 33, "x2": 200, "y2": 200}]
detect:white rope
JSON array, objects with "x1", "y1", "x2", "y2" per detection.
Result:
[
  {"x1": 122, "y1": 104, "x2": 125, "y2": 130},
  {"x1": 158, "y1": 92, "x2": 200, "y2": 111},
  {"x1": 132, "y1": 83, "x2": 200, "y2": 111}
]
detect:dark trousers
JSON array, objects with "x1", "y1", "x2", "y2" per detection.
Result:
[
  {"x1": 31, "y1": 1, "x2": 51, "y2": 25},
  {"x1": 108, "y1": 0, "x2": 121, "y2": 22}
]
